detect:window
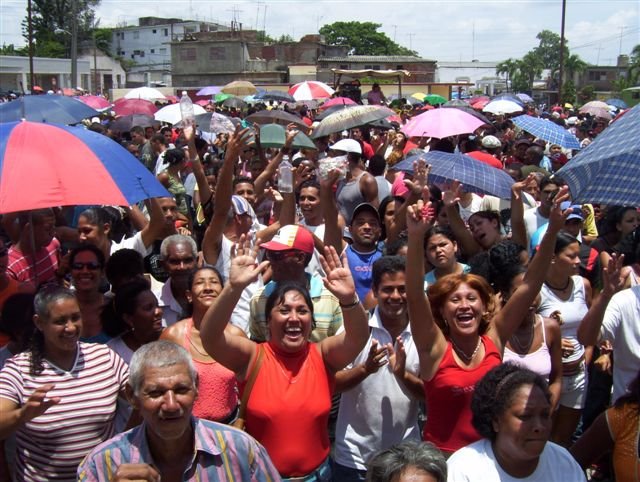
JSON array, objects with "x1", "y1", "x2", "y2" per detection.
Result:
[
  {"x1": 133, "y1": 30, "x2": 139, "y2": 39},
  {"x1": 164, "y1": 29, "x2": 169, "y2": 36},
  {"x1": 588, "y1": 70, "x2": 607, "y2": 81},
  {"x1": 159, "y1": 48, "x2": 167, "y2": 54},
  {"x1": 209, "y1": 47, "x2": 226, "y2": 60},
  {"x1": 153, "y1": 29, "x2": 157, "y2": 34},
  {"x1": 180, "y1": 47, "x2": 196, "y2": 61},
  {"x1": 372, "y1": 65, "x2": 381, "y2": 70},
  {"x1": 396, "y1": 65, "x2": 404, "y2": 69},
  {"x1": 364, "y1": 65, "x2": 373, "y2": 70},
  {"x1": 150, "y1": 49, "x2": 155, "y2": 53}
]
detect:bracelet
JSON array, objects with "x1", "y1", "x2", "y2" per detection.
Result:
[{"x1": 339, "y1": 295, "x2": 360, "y2": 309}]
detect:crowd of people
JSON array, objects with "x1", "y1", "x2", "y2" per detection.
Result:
[{"x1": 0, "y1": 87, "x2": 638, "y2": 482}]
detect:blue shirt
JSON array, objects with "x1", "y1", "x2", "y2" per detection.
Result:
[{"x1": 345, "y1": 243, "x2": 384, "y2": 301}]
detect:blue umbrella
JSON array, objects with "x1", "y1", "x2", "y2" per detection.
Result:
[
  {"x1": 256, "y1": 90, "x2": 296, "y2": 103},
  {"x1": 512, "y1": 114, "x2": 581, "y2": 149},
  {"x1": 606, "y1": 98, "x2": 627, "y2": 109},
  {"x1": 516, "y1": 92, "x2": 534, "y2": 103},
  {"x1": 0, "y1": 95, "x2": 98, "y2": 124},
  {"x1": 492, "y1": 93, "x2": 525, "y2": 106},
  {"x1": 554, "y1": 104, "x2": 640, "y2": 205},
  {"x1": 394, "y1": 151, "x2": 514, "y2": 199}
]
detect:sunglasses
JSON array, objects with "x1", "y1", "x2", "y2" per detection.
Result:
[
  {"x1": 71, "y1": 261, "x2": 102, "y2": 271},
  {"x1": 266, "y1": 250, "x2": 302, "y2": 262}
]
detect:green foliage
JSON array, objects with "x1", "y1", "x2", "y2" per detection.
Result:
[
  {"x1": 611, "y1": 76, "x2": 632, "y2": 94},
  {"x1": 276, "y1": 34, "x2": 295, "y2": 43},
  {"x1": 562, "y1": 79, "x2": 576, "y2": 104},
  {"x1": 577, "y1": 84, "x2": 595, "y2": 104},
  {"x1": 320, "y1": 21, "x2": 417, "y2": 56},
  {"x1": 0, "y1": 43, "x2": 27, "y2": 56},
  {"x1": 93, "y1": 27, "x2": 112, "y2": 55},
  {"x1": 533, "y1": 30, "x2": 569, "y2": 75},
  {"x1": 629, "y1": 44, "x2": 640, "y2": 84},
  {"x1": 256, "y1": 31, "x2": 275, "y2": 43}
]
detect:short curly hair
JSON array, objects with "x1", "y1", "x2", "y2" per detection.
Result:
[{"x1": 471, "y1": 363, "x2": 550, "y2": 441}]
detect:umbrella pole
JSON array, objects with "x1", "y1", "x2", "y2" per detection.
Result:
[
  {"x1": 28, "y1": 212, "x2": 39, "y2": 287},
  {"x1": 398, "y1": 75, "x2": 402, "y2": 97}
]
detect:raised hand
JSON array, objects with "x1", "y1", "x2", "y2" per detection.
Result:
[
  {"x1": 387, "y1": 336, "x2": 407, "y2": 378},
  {"x1": 548, "y1": 185, "x2": 571, "y2": 232},
  {"x1": 319, "y1": 245, "x2": 356, "y2": 305},
  {"x1": 363, "y1": 339, "x2": 389, "y2": 374},
  {"x1": 403, "y1": 159, "x2": 431, "y2": 200},
  {"x1": 20, "y1": 384, "x2": 60, "y2": 424},
  {"x1": 442, "y1": 180, "x2": 462, "y2": 208},
  {"x1": 406, "y1": 199, "x2": 435, "y2": 237},
  {"x1": 601, "y1": 252, "x2": 627, "y2": 296},
  {"x1": 511, "y1": 173, "x2": 537, "y2": 200},
  {"x1": 229, "y1": 234, "x2": 269, "y2": 289},
  {"x1": 284, "y1": 128, "x2": 300, "y2": 149},
  {"x1": 224, "y1": 126, "x2": 252, "y2": 163}
]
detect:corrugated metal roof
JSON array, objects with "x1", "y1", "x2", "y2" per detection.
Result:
[
  {"x1": 437, "y1": 61, "x2": 500, "y2": 68},
  {"x1": 318, "y1": 55, "x2": 435, "y2": 63}
]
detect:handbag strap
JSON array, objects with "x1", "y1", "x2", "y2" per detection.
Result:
[{"x1": 237, "y1": 344, "x2": 265, "y2": 421}]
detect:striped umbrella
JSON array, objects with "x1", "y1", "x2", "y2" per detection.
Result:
[
  {"x1": 512, "y1": 115, "x2": 581, "y2": 149},
  {"x1": 288, "y1": 81, "x2": 335, "y2": 101}
]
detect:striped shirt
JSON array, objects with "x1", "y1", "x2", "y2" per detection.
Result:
[
  {"x1": 248, "y1": 274, "x2": 343, "y2": 342},
  {"x1": 77, "y1": 417, "x2": 281, "y2": 482},
  {"x1": 0, "y1": 342, "x2": 129, "y2": 482},
  {"x1": 7, "y1": 238, "x2": 60, "y2": 287}
]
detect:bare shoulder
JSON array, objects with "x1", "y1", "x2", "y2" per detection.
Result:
[
  {"x1": 225, "y1": 324, "x2": 247, "y2": 339},
  {"x1": 160, "y1": 320, "x2": 187, "y2": 342}
]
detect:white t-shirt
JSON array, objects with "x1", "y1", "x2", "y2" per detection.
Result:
[
  {"x1": 600, "y1": 285, "x2": 640, "y2": 401},
  {"x1": 447, "y1": 439, "x2": 586, "y2": 482},
  {"x1": 334, "y1": 309, "x2": 421, "y2": 470},
  {"x1": 299, "y1": 221, "x2": 325, "y2": 277},
  {"x1": 458, "y1": 193, "x2": 484, "y2": 224},
  {"x1": 110, "y1": 231, "x2": 150, "y2": 258},
  {"x1": 523, "y1": 207, "x2": 548, "y2": 242}
]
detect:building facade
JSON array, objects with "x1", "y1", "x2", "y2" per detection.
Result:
[
  {"x1": 0, "y1": 55, "x2": 91, "y2": 92},
  {"x1": 317, "y1": 55, "x2": 436, "y2": 84}
]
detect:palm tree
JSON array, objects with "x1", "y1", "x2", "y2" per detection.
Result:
[
  {"x1": 629, "y1": 44, "x2": 640, "y2": 84},
  {"x1": 496, "y1": 58, "x2": 519, "y2": 92},
  {"x1": 561, "y1": 54, "x2": 588, "y2": 84},
  {"x1": 520, "y1": 52, "x2": 544, "y2": 91}
]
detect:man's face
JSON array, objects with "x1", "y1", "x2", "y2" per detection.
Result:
[
  {"x1": 163, "y1": 130, "x2": 173, "y2": 144},
  {"x1": 145, "y1": 126, "x2": 155, "y2": 139},
  {"x1": 127, "y1": 143, "x2": 140, "y2": 157},
  {"x1": 350, "y1": 211, "x2": 381, "y2": 249},
  {"x1": 351, "y1": 128, "x2": 363, "y2": 140},
  {"x1": 150, "y1": 139, "x2": 164, "y2": 154},
  {"x1": 374, "y1": 271, "x2": 407, "y2": 323},
  {"x1": 32, "y1": 214, "x2": 55, "y2": 248},
  {"x1": 134, "y1": 363, "x2": 197, "y2": 443},
  {"x1": 266, "y1": 249, "x2": 307, "y2": 281},
  {"x1": 159, "y1": 198, "x2": 178, "y2": 228},
  {"x1": 234, "y1": 182, "x2": 256, "y2": 206},
  {"x1": 539, "y1": 183, "x2": 560, "y2": 209},
  {"x1": 131, "y1": 131, "x2": 145, "y2": 145},
  {"x1": 163, "y1": 242, "x2": 196, "y2": 282}
]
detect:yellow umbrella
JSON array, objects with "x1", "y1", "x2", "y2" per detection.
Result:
[
  {"x1": 411, "y1": 92, "x2": 427, "y2": 101},
  {"x1": 221, "y1": 81, "x2": 258, "y2": 96},
  {"x1": 564, "y1": 103, "x2": 574, "y2": 109}
]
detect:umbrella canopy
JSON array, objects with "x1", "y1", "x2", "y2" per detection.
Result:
[
  {"x1": 113, "y1": 98, "x2": 158, "y2": 116},
  {"x1": 581, "y1": 100, "x2": 609, "y2": 110},
  {"x1": 554, "y1": 104, "x2": 640, "y2": 205},
  {"x1": 394, "y1": 151, "x2": 515, "y2": 199},
  {"x1": 315, "y1": 104, "x2": 358, "y2": 121},
  {"x1": 312, "y1": 105, "x2": 395, "y2": 138},
  {"x1": 320, "y1": 97, "x2": 358, "y2": 109},
  {"x1": 578, "y1": 104, "x2": 612, "y2": 120},
  {"x1": 441, "y1": 105, "x2": 492, "y2": 125},
  {"x1": 109, "y1": 114, "x2": 158, "y2": 132},
  {"x1": 196, "y1": 86, "x2": 222, "y2": 96},
  {"x1": 471, "y1": 98, "x2": 490, "y2": 110},
  {"x1": 424, "y1": 94, "x2": 447, "y2": 106},
  {"x1": 221, "y1": 97, "x2": 247, "y2": 109},
  {"x1": 443, "y1": 99, "x2": 469, "y2": 107},
  {"x1": 511, "y1": 115, "x2": 581, "y2": 149},
  {"x1": 76, "y1": 95, "x2": 111, "y2": 111},
  {"x1": 411, "y1": 92, "x2": 427, "y2": 101},
  {"x1": 606, "y1": 98, "x2": 627, "y2": 109},
  {"x1": 195, "y1": 99, "x2": 211, "y2": 107},
  {"x1": 174, "y1": 112, "x2": 236, "y2": 134},
  {"x1": 214, "y1": 93, "x2": 233, "y2": 103},
  {"x1": 0, "y1": 121, "x2": 170, "y2": 213},
  {"x1": 123, "y1": 87, "x2": 166, "y2": 101},
  {"x1": 401, "y1": 108, "x2": 487, "y2": 139},
  {"x1": 245, "y1": 110, "x2": 308, "y2": 129},
  {"x1": 492, "y1": 93, "x2": 525, "y2": 106},
  {"x1": 0, "y1": 95, "x2": 99, "y2": 124},
  {"x1": 289, "y1": 81, "x2": 335, "y2": 101},
  {"x1": 259, "y1": 124, "x2": 317, "y2": 150},
  {"x1": 256, "y1": 90, "x2": 296, "y2": 103},
  {"x1": 470, "y1": 95, "x2": 490, "y2": 104},
  {"x1": 516, "y1": 93, "x2": 534, "y2": 103},
  {"x1": 221, "y1": 81, "x2": 257, "y2": 96},
  {"x1": 483, "y1": 99, "x2": 523, "y2": 115},
  {"x1": 154, "y1": 103, "x2": 207, "y2": 124}
]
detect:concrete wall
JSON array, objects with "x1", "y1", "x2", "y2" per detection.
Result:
[{"x1": 0, "y1": 55, "x2": 91, "y2": 91}]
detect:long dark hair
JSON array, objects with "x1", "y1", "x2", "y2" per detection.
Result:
[{"x1": 101, "y1": 278, "x2": 151, "y2": 337}]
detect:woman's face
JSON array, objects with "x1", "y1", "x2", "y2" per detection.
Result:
[
  {"x1": 383, "y1": 201, "x2": 396, "y2": 233},
  {"x1": 187, "y1": 268, "x2": 223, "y2": 312},
  {"x1": 268, "y1": 290, "x2": 313, "y2": 353},
  {"x1": 77, "y1": 216, "x2": 108, "y2": 248},
  {"x1": 426, "y1": 234, "x2": 457, "y2": 270},
  {"x1": 553, "y1": 242, "x2": 581, "y2": 276},
  {"x1": 37, "y1": 297, "x2": 82, "y2": 356},
  {"x1": 70, "y1": 250, "x2": 103, "y2": 293},
  {"x1": 617, "y1": 209, "x2": 640, "y2": 236},
  {"x1": 124, "y1": 290, "x2": 163, "y2": 343},
  {"x1": 469, "y1": 215, "x2": 500, "y2": 249},
  {"x1": 440, "y1": 282, "x2": 485, "y2": 337},
  {"x1": 492, "y1": 384, "x2": 551, "y2": 469}
]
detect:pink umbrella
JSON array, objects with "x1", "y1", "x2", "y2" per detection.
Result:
[
  {"x1": 113, "y1": 98, "x2": 158, "y2": 116},
  {"x1": 320, "y1": 97, "x2": 357, "y2": 109},
  {"x1": 401, "y1": 108, "x2": 487, "y2": 139},
  {"x1": 471, "y1": 99, "x2": 490, "y2": 110},
  {"x1": 76, "y1": 95, "x2": 111, "y2": 110},
  {"x1": 288, "y1": 81, "x2": 335, "y2": 101},
  {"x1": 195, "y1": 99, "x2": 211, "y2": 106}
]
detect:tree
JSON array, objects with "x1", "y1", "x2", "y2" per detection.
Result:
[
  {"x1": 629, "y1": 44, "x2": 640, "y2": 84},
  {"x1": 496, "y1": 58, "x2": 519, "y2": 91},
  {"x1": 0, "y1": 43, "x2": 27, "y2": 56},
  {"x1": 577, "y1": 84, "x2": 595, "y2": 104},
  {"x1": 562, "y1": 79, "x2": 577, "y2": 104},
  {"x1": 563, "y1": 53, "x2": 588, "y2": 83},
  {"x1": 533, "y1": 30, "x2": 569, "y2": 75},
  {"x1": 319, "y1": 21, "x2": 417, "y2": 56}
]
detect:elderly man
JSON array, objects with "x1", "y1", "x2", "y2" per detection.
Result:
[{"x1": 78, "y1": 341, "x2": 280, "y2": 482}]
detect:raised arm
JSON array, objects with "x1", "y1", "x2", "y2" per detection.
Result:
[
  {"x1": 320, "y1": 169, "x2": 346, "y2": 254},
  {"x1": 442, "y1": 181, "x2": 482, "y2": 258},
  {"x1": 0, "y1": 384, "x2": 59, "y2": 440},
  {"x1": 405, "y1": 199, "x2": 448, "y2": 381},
  {"x1": 490, "y1": 187, "x2": 570, "y2": 351},
  {"x1": 199, "y1": 235, "x2": 269, "y2": 378},
  {"x1": 318, "y1": 246, "x2": 369, "y2": 373},
  {"x1": 509, "y1": 174, "x2": 536, "y2": 249},
  {"x1": 185, "y1": 124, "x2": 213, "y2": 211},
  {"x1": 386, "y1": 159, "x2": 430, "y2": 243}
]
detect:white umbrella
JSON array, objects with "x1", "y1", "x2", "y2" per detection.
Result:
[
  {"x1": 154, "y1": 103, "x2": 206, "y2": 125},
  {"x1": 124, "y1": 87, "x2": 167, "y2": 101},
  {"x1": 483, "y1": 99, "x2": 523, "y2": 115},
  {"x1": 288, "y1": 81, "x2": 335, "y2": 101}
]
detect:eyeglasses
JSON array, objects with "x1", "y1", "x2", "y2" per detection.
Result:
[
  {"x1": 266, "y1": 250, "x2": 302, "y2": 262},
  {"x1": 71, "y1": 261, "x2": 102, "y2": 271}
]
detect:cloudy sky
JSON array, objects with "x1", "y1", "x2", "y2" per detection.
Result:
[{"x1": 2, "y1": 0, "x2": 638, "y2": 65}]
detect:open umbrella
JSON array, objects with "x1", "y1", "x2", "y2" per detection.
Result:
[
  {"x1": 196, "y1": 86, "x2": 222, "y2": 96},
  {"x1": 492, "y1": 93, "x2": 525, "y2": 106},
  {"x1": 554, "y1": 104, "x2": 640, "y2": 205},
  {"x1": 109, "y1": 114, "x2": 158, "y2": 132},
  {"x1": 221, "y1": 97, "x2": 247, "y2": 109},
  {"x1": 124, "y1": 87, "x2": 166, "y2": 101},
  {"x1": 0, "y1": 121, "x2": 170, "y2": 213},
  {"x1": 259, "y1": 124, "x2": 317, "y2": 151},
  {"x1": 315, "y1": 104, "x2": 358, "y2": 121},
  {"x1": 483, "y1": 99, "x2": 523, "y2": 115},
  {"x1": 471, "y1": 98, "x2": 491, "y2": 110},
  {"x1": 606, "y1": 98, "x2": 627, "y2": 109},
  {"x1": 245, "y1": 110, "x2": 308, "y2": 129},
  {"x1": 289, "y1": 81, "x2": 335, "y2": 101},
  {"x1": 443, "y1": 99, "x2": 469, "y2": 107},
  {"x1": 394, "y1": 151, "x2": 514, "y2": 199},
  {"x1": 511, "y1": 115, "x2": 581, "y2": 149},
  {"x1": 256, "y1": 90, "x2": 296, "y2": 103},
  {"x1": 312, "y1": 105, "x2": 395, "y2": 138},
  {"x1": 221, "y1": 81, "x2": 257, "y2": 96},
  {"x1": 516, "y1": 93, "x2": 534, "y2": 103},
  {"x1": 411, "y1": 92, "x2": 427, "y2": 101},
  {"x1": 581, "y1": 100, "x2": 609, "y2": 110},
  {"x1": 401, "y1": 108, "x2": 487, "y2": 139},
  {"x1": 113, "y1": 98, "x2": 158, "y2": 116},
  {"x1": 441, "y1": 104, "x2": 491, "y2": 125},
  {"x1": 0, "y1": 95, "x2": 99, "y2": 124},
  {"x1": 177, "y1": 112, "x2": 235, "y2": 135},
  {"x1": 578, "y1": 104, "x2": 612, "y2": 120},
  {"x1": 154, "y1": 103, "x2": 207, "y2": 125},
  {"x1": 320, "y1": 97, "x2": 357, "y2": 109},
  {"x1": 424, "y1": 94, "x2": 447, "y2": 106},
  {"x1": 76, "y1": 95, "x2": 111, "y2": 111},
  {"x1": 214, "y1": 93, "x2": 233, "y2": 103}
]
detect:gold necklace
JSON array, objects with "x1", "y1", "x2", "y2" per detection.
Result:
[
  {"x1": 188, "y1": 333, "x2": 211, "y2": 359},
  {"x1": 510, "y1": 314, "x2": 536, "y2": 353}
]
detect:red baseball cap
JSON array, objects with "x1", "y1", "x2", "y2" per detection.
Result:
[{"x1": 260, "y1": 225, "x2": 314, "y2": 254}]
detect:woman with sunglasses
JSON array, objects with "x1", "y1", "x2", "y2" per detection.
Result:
[{"x1": 69, "y1": 244, "x2": 109, "y2": 343}]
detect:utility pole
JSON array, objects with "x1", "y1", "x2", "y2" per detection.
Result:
[
  {"x1": 27, "y1": 0, "x2": 35, "y2": 91},
  {"x1": 71, "y1": 0, "x2": 78, "y2": 89},
  {"x1": 595, "y1": 44, "x2": 604, "y2": 65},
  {"x1": 407, "y1": 33, "x2": 415, "y2": 52},
  {"x1": 472, "y1": 22, "x2": 475, "y2": 60},
  {"x1": 392, "y1": 25, "x2": 398, "y2": 43},
  {"x1": 558, "y1": 0, "x2": 566, "y2": 104},
  {"x1": 315, "y1": 14, "x2": 324, "y2": 33},
  {"x1": 93, "y1": 29, "x2": 98, "y2": 94}
]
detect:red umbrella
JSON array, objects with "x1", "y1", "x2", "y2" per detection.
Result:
[
  {"x1": 165, "y1": 95, "x2": 179, "y2": 104},
  {"x1": 195, "y1": 99, "x2": 211, "y2": 106},
  {"x1": 32, "y1": 85, "x2": 44, "y2": 93},
  {"x1": 113, "y1": 98, "x2": 158, "y2": 116},
  {"x1": 288, "y1": 81, "x2": 335, "y2": 101},
  {"x1": 61, "y1": 88, "x2": 77, "y2": 96},
  {"x1": 320, "y1": 97, "x2": 357, "y2": 110},
  {"x1": 76, "y1": 95, "x2": 111, "y2": 111},
  {"x1": 471, "y1": 99, "x2": 490, "y2": 110}
]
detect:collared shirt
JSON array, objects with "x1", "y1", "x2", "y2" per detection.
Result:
[
  {"x1": 155, "y1": 280, "x2": 186, "y2": 327},
  {"x1": 248, "y1": 273, "x2": 343, "y2": 342},
  {"x1": 78, "y1": 418, "x2": 281, "y2": 482}
]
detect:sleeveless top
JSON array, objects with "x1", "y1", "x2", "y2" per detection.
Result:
[
  {"x1": 503, "y1": 315, "x2": 552, "y2": 380},
  {"x1": 423, "y1": 335, "x2": 502, "y2": 453},
  {"x1": 244, "y1": 342, "x2": 334, "y2": 477},
  {"x1": 345, "y1": 243, "x2": 384, "y2": 302},
  {"x1": 538, "y1": 276, "x2": 588, "y2": 364},
  {"x1": 337, "y1": 171, "x2": 366, "y2": 223},
  {"x1": 182, "y1": 318, "x2": 238, "y2": 421}
]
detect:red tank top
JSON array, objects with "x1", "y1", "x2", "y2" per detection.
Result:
[
  {"x1": 423, "y1": 335, "x2": 501, "y2": 453},
  {"x1": 244, "y1": 342, "x2": 334, "y2": 477}
]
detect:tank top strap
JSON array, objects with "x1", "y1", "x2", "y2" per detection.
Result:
[
  {"x1": 183, "y1": 317, "x2": 195, "y2": 348},
  {"x1": 538, "y1": 314, "x2": 547, "y2": 345}
]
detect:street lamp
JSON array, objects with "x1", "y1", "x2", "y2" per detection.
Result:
[{"x1": 54, "y1": 0, "x2": 78, "y2": 89}]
